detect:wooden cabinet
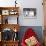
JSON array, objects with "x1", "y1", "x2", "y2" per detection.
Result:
[
  {"x1": 0, "y1": 41, "x2": 19, "y2": 46},
  {"x1": 0, "y1": 7, "x2": 19, "y2": 24},
  {"x1": 0, "y1": 7, "x2": 20, "y2": 46},
  {"x1": 2, "y1": 41, "x2": 19, "y2": 46}
]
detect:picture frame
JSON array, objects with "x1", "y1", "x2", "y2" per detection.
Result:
[
  {"x1": 23, "y1": 8, "x2": 37, "y2": 18},
  {"x1": 9, "y1": 10, "x2": 17, "y2": 15},
  {"x1": 2, "y1": 10, "x2": 9, "y2": 15}
]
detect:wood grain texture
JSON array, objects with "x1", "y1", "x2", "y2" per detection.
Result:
[
  {"x1": 0, "y1": 24, "x2": 20, "y2": 32},
  {"x1": 0, "y1": 7, "x2": 20, "y2": 46},
  {"x1": 0, "y1": 41, "x2": 19, "y2": 46}
]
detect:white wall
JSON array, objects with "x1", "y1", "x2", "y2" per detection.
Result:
[
  {"x1": 0, "y1": 0, "x2": 15, "y2": 7},
  {"x1": 0, "y1": 0, "x2": 44, "y2": 26},
  {"x1": 18, "y1": 0, "x2": 44, "y2": 26}
]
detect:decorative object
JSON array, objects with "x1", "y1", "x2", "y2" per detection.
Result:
[
  {"x1": 15, "y1": 0, "x2": 17, "y2": 7},
  {"x1": 9, "y1": 10, "x2": 17, "y2": 15},
  {"x1": 2, "y1": 10, "x2": 9, "y2": 15},
  {"x1": 25, "y1": 36, "x2": 38, "y2": 46},
  {"x1": 23, "y1": 8, "x2": 36, "y2": 18}
]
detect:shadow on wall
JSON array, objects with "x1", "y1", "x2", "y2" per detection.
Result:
[{"x1": 18, "y1": 26, "x2": 43, "y2": 44}]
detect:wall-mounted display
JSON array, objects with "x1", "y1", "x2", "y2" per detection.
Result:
[
  {"x1": 23, "y1": 8, "x2": 37, "y2": 18},
  {"x1": 2, "y1": 10, "x2": 9, "y2": 15}
]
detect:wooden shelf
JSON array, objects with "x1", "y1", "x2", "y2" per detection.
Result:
[
  {"x1": 0, "y1": 7, "x2": 20, "y2": 46},
  {"x1": 2, "y1": 40, "x2": 19, "y2": 42},
  {"x1": 0, "y1": 7, "x2": 19, "y2": 9},
  {"x1": 0, "y1": 24, "x2": 20, "y2": 32},
  {"x1": 0, "y1": 40, "x2": 19, "y2": 46}
]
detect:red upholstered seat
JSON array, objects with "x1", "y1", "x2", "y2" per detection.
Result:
[{"x1": 21, "y1": 28, "x2": 41, "y2": 46}]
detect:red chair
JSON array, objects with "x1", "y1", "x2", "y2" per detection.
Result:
[{"x1": 21, "y1": 28, "x2": 41, "y2": 46}]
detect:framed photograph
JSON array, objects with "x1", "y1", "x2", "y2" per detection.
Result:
[
  {"x1": 2, "y1": 10, "x2": 9, "y2": 15},
  {"x1": 9, "y1": 10, "x2": 17, "y2": 15},
  {"x1": 23, "y1": 8, "x2": 37, "y2": 18}
]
